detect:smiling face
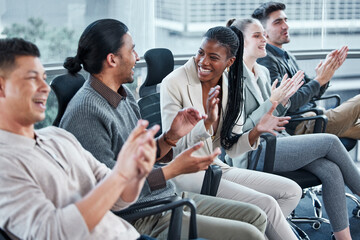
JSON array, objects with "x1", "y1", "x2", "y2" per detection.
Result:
[
  {"x1": 0, "y1": 56, "x2": 50, "y2": 126},
  {"x1": 194, "y1": 38, "x2": 235, "y2": 86},
  {"x1": 264, "y1": 10, "x2": 290, "y2": 48},
  {"x1": 243, "y1": 21, "x2": 267, "y2": 60},
  {"x1": 114, "y1": 32, "x2": 140, "y2": 84}
]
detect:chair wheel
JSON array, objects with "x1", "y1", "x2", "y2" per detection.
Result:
[
  {"x1": 312, "y1": 221, "x2": 321, "y2": 230},
  {"x1": 352, "y1": 206, "x2": 360, "y2": 218}
]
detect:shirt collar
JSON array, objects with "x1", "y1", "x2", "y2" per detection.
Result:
[
  {"x1": 0, "y1": 128, "x2": 51, "y2": 148},
  {"x1": 267, "y1": 44, "x2": 288, "y2": 59},
  {"x1": 89, "y1": 75, "x2": 127, "y2": 108}
]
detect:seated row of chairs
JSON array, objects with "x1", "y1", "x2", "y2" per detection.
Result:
[
  {"x1": 1, "y1": 48, "x2": 358, "y2": 239},
  {"x1": 51, "y1": 48, "x2": 360, "y2": 239},
  {"x1": 136, "y1": 48, "x2": 360, "y2": 239}
]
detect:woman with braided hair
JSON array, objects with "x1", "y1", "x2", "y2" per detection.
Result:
[{"x1": 161, "y1": 26, "x2": 302, "y2": 240}]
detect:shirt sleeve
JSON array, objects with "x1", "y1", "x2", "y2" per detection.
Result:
[
  {"x1": 226, "y1": 127, "x2": 260, "y2": 159},
  {"x1": 0, "y1": 158, "x2": 90, "y2": 240},
  {"x1": 59, "y1": 128, "x2": 138, "y2": 211}
]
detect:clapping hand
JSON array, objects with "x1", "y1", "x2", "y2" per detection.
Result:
[
  {"x1": 165, "y1": 108, "x2": 207, "y2": 143},
  {"x1": 256, "y1": 101, "x2": 291, "y2": 136},
  {"x1": 114, "y1": 120, "x2": 159, "y2": 182},
  {"x1": 163, "y1": 142, "x2": 221, "y2": 179},
  {"x1": 270, "y1": 70, "x2": 304, "y2": 106},
  {"x1": 315, "y1": 46, "x2": 348, "y2": 86},
  {"x1": 204, "y1": 85, "x2": 221, "y2": 130}
]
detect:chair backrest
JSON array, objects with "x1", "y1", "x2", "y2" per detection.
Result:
[
  {"x1": 139, "y1": 48, "x2": 174, "y2": 98},
  {"x1": 50, "y1": 73, "x2": 86, "y2": 126},
  {"x1": 137, "y1": 92, "x2": 162, "y2": 138}
]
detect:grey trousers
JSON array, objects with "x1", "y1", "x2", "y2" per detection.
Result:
[
  {"x1": 258, "y1": 133, "x2": 360, "y2": 232},
  {"x1": 133, "y1": 191, "x2": 267, "y2": 240}
]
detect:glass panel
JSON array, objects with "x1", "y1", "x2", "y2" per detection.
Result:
[{"x1": 155, "y1": 0, "x2": 360, "y2": 53}]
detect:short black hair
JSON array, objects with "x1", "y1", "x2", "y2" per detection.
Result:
[
  {"x1": 252, "y1": 2, "x2": 286, "y2": 26},
  {"x1": 0, "y1": 38, "x2": 40, "y2": 75}
]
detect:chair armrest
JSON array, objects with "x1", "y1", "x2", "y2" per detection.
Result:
[
  {"x1": 114, "y1": 195, "x2": 198, "y2": 240},
  {"x1": 288, "y1": 107, "x2": 324, "y2": 116},
  {"x1": 200, "y1": 165, "x2": 222, "y2": 196},
  {"x1": 260, "y1": 133, "x2": 277, "y2": 173},
  {"x1": 315, "y1": 94, "x2": 341, "y2": 107},
  {"x1": 288, "y1": 115, "x2": 328, "y2": 133}
]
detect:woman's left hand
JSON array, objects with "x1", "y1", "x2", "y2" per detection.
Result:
[
  {"x1": 249, "y1": 101, "x2": 291, "y2": 145},
  {"x1": 166, "y1": 107, "x2": 207, "y2": 142},
  {"x1": 256, "y1": 101, "x2": 291, "y2": 135}
]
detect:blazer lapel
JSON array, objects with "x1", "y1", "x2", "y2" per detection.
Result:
[
  {"x1": 184, "y1": 57, "x2": 212, "y2": 153},
  {"x1": 243, "y1": 64, "x2": 262, "y2": 106},
  {"x1": 184, "y1": 58, "x2": 206, "y2": 115},
  {"x1": 255, "y1": 64, "x2": 271, "y2": 100}
]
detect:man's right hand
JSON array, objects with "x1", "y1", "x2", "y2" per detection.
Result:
[
  {"x1": 162, "y1": 142, "x2": 221, "y2": 180},
  {"x1": 270, "y1": 70, "x2": 304, "y2": 105},
  {"x1": 314, "y1": 46, "x2": 348, "y2": 86}
]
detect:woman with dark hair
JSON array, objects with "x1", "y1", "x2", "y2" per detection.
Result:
[
  {"x1": 228, "y1": 18, "x2": 360, "y2": 240},
  {"x1": 161, "y1": 26, "x2": 302, "y2": 240}
]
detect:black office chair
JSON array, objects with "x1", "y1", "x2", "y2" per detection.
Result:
[
  {"x1": 138, "y1": 92, "x2": 162, "y2": 138},
  {"x1": 50, "y1": 73, "x2": 86, "y2": 126},
  {"x1": 256, "y1": 134, "x2": 330, "y2": 239},
  {"x1": 286, "y1": 94, "x2": 357, "y2": 151},
  {"x1": 286, "y1": 94, "x2": 360, "y2": 218},
  {"x1": 115, "y1": 195, "x2": 199, "y2": 240},
  {"x1": 0, "y1": 196, "x2": 199, "y2": 240},
  {"x1": 316, "y1": 94, "x2": 357, "y2": 151},
  {"x1": 139, "y1": 48, "x2": 174, "y2": 98}
]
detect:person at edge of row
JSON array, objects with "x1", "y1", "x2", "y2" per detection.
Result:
[
  {"x1": 0, "y1": 38, "x2": 158, "y2": 240},
  {"x1": 160, "y1": 25, "x2": 303, "y2": 240},
  {"x1": 252, "y1": 2, "x2": 360, "y2": 139},
  {"x1": 60, "y1": 19, "x2": 268, "y2": 240},
  {"x1": 228, "y1": 17, "x2": 360, "y2": 240}
]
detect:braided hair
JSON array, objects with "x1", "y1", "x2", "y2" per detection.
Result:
[{"x1": 203, "y1": 26, "x2": 245, "y2": 150}]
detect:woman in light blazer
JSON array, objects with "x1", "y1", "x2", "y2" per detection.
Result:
[
  {"x1": 229, "y1": 18, "x2": 360, "y2": 240},
  {"x1": 161, "y1": 26, "x2": 302, "y2": 240}
]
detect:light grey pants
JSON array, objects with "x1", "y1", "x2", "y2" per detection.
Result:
[
  {"x1": 172, "y1": 165, "x2": 302, "y2": 240},
  {"x1": 133, "y1": 191, "x2": 267, "y2": 240},
  {"x1": 257, "y1": 133, "x2": 360, "y2": 232}
]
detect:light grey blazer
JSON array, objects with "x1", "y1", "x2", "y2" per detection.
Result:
[
  {"x1": 242, "y1": 62, "x2": 289, "y2": 132},
  {"x1": 229, "y1": 63, "x2": 290, "y2": 168}
]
